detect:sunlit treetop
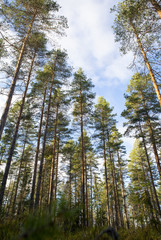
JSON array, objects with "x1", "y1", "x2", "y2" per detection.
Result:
[{"x1": 0, "y1": 0, "x2": 67, "y2": 36}]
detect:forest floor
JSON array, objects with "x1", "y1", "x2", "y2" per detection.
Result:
[{"x1": 0, "y1": 217, "x2": 161, "y2": 240}]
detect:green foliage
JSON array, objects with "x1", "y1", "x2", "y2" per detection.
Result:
[
  {"x1": 93, "y1": 96, "x2": 116, "y2": 152},
  {"x1": 112, "y1": 0, "x2": 160, "y2": 54},
  {"x1": 56, "y1": 194, "x2": 81, "y2": 232},
  {"x1": 118, "y1": 226, "x2": 161, "y2": 240},
  {"x1": 122, "y1": 73, "x2": 161, "y2": 139},
  {"x1": 1, "y1": 215, "x2": 161, "y2": 240},
  {"x1": 1, "y1": 0, "x2": 62, "y2": 33},
  {"x1": 0, "y1": 220, "x2": 19, "y2": 240},
  {"x1": 0, "y1": 0, "x2": 161, "y2": 239},
  {"x1": 71, "y1": 67, "x2": 95, "y2": 121},
  {"x1": 27, "y1": 32, "x2": 47, "y2": 53}
]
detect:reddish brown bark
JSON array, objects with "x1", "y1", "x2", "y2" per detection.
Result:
[
  {"x1": 30, "y1": 83, "x2": 48, "y2": 210},
  {"x1": 0, "y1": 11, "x2": 37, "y2": 139},
  {"x1": 131, "y1": 23, "x2": 161, "y2": 107},
  {"x1": 151, "y1": 0, "x2": 161, "y2": 18},
  {"x1": 34, "y1": 57, "x2": 57, "y2": 209},
  {"x1": 48, "y1": 104, "x2": 58, "y2": 206},
  {"x1": 54, "y1": 132, "x2": 60, "y2": 201},
  {"x1": 0, "y1": 53, "x2": 36, "y2": 208}
]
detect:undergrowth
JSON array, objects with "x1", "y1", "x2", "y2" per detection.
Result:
[{"x1": 0, "y1": 203, "x2": 161, "y2": 240}]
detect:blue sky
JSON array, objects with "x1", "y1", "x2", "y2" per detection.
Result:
[{"x1": 57, "y1": 0, "x2": 135, "y2": 155}]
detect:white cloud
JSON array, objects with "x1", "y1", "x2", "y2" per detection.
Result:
[
  {"x1": 58, "y1": 0, "x2": 133, "y2": 87},
  {"x1": 102, "y1": 52, "x2": 134, "y2": 85}
]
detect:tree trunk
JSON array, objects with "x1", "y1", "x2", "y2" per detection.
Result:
[
  {"x1": 30, "y1": 82, "x2": 48, "y2": 210},
  {"x1": 0, "y1": 53, "x2": 36, "y2": 208},
  {"x1": 74, "y1": 175, "x2": 77, "y2": 206},
  {"x1": 137, "y1": 174, "x2": 145, "y2": 228},
  {"x1": 140, "y1": 94, "x2": 161, "y2": 178},
  {"x1": 110, "y1": 197, "x2": 115, "y2": 227},
  {"x1": 39, "y1": 159, "x2": 46, "y2": 212},
  {"x1": 6, "y1": 181, "x2": 15, "y2": 217},
  {"x1": 77, "y1": 176, "x2": 80, "y2": 209},
  {"x1": 131, "y1": 23, "x2": 161, "y2": 106},
  {"x1": 84, "y1": 152, "x2": 88, "y2": 227},
  {"x1": 146, "y1": 182, "x2": 156, "y2": 221},
  {"x1": 54, "y1": 132, "x2": 60, "y2": 201},
  {"x1": 34, "y1": 65, "x2": 56, "y2": 209},
  {"x1": 140, "y1": 151, "x2": 155, "y2": 221},
  {"x1": 117, "y1": 151, "x2": 130, "y2": 229},
  {"x1": 108, "y1": 143, "x2": 119, "y2": 229},
  {"x1": 17, "y1": 157, "x2": 28, "y2": 216},
  {"x1": 80, "y1": 90, "x2": 85, "y2": 226},
  {"x1": 112, "y1": 154, "x2": 124, "y2": 228},
  {"x1": 94, "y1": 175, "x2": 99, "y2": 224},
  {"x1": 102, "y1": 128, "x2": 111, "y2": 225},
  {"x1": 69, "y1": 155, "x2": 72, "y2": 209},
  {"x1": 48, "y1": 104, "x2": 58, "y2": 206},
  {"x1": 147, "y1": 118, "x2": 161, "y2": 178},
  {"x1": 0, "y1": 11, "x2": 37, "y2": 139},
  {"x1": 139, "y1": 122, "x2": 160, "y2": 212},
  {"x1": 12, "y1": 136, "x2": 27, "y2": 214},
  {"x1": 151, "y1": 0, "x2": 161, "y2": 18},
  {"x1": 90, "y1": 160, "x2": 93, "y2": 226}
]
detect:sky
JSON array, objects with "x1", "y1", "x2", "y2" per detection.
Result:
[
  {"x1": 57, "y1": 0, "x2": 134, "y2": 156},
  {"x1": 0, "y1": 0, "x2": 135, "y2": 157}
]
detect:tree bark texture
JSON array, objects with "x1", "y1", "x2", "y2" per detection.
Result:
[
  {"x1": 80, "y1": 89, "x2": 85, "y2": 226},
  {"x1": 30, "y1": 82, "x2": 48, "y2": 210},
  {"x1": 48, "y1": 104, "x2": 58, "y2": 206},
  {"x1": 139, "y1": 122, "x2": 160, "y2": 212},
  {"x1": 151, "y1": 0, "x2": 161, "y2": 18},
  {"x1": 103, "y1": 132, "x2": 111, "y2": 226},
  {"x1": 54, "y1": 132, "x2": 60, "y2": 201},
  {"x1": 34, "y1": 57, "x2": 57, "y2": 209},
  {"x1": 12, "y1": 136, "x2": 27, "y2": 214},
  {"x1": 0, "y1": 53, "x2": 36, "y2": 208},
  {"x1": 0, "y1": 11, "x2": 37, "y2": 139},
  {"x1": 131, "y1": 23, "x2": 161, "y2": 107},
  {"x1": 117, "y1": 151, "x2": 130, "y2": 229}
]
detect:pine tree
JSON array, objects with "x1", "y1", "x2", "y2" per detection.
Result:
[
  {"x1": 0, "y1": 33, "x2": 47, "y2": 208},
  {"x1": 122, "y1": 73, "x2": 161, "y2": 178},
  {"x1": 34, "y1": 50, "x2": 71, "y2": 209},
  {"x1": 94, "y1": 97, "x2": 113, "y2": 225},
  {"x1": 48, "y1": 88, "x2": 71, "y2": 206},
  {"x1": 111, "y1": 129, "x2": 130, "y2": 229},
  {"x1": 122, "y1": 73, "x2": 161, "y2": 217},
  {"x1": 71, "y1": 68, "x2": 95, "y2": 226},
  {"x1": 112, "y1": 0, "x2": 161, "y2": 106},
  {"x1": 62, "y1": 140, "x2": 77, "y2": 209},
  {"x1": 128, "y1": 140, "x2": 160, "y2": 225},
  {"x1": 0, "y1": 0, "x2": 67, "y2": 138}
]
